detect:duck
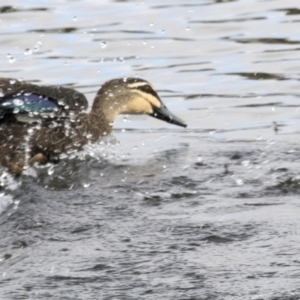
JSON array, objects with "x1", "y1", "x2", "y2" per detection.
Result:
[{"x1": 0, "y1": 77, "x2": 187, "y2": 175}]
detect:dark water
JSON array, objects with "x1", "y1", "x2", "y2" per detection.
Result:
[{"x1": 1, "y1": 0, "x2": 300, "y2": 299}]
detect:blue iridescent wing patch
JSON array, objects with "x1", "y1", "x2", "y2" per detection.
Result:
[{"x1": 0, "y1": 93, "x2": 59, "y2": 113}]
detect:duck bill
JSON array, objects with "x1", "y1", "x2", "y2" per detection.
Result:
[{"x1": 151, "y1": 104, "x2": 187, "y2": 128}]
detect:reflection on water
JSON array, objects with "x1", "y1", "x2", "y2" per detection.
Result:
[{"x1": 1, "y1": 0, "x2": 300, "y2": 299}]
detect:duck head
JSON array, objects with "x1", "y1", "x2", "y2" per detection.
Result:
[{"x1": 92, "y1": 78, "x2": 187, "y2": 128}]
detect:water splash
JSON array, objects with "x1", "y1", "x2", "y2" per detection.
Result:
[
  {"x1": 0, "y1": 193, "x2": 14, "y2": 214},
  {"x1": 23, "y1": 135, "x2": 119, "y2": 190},
  {"x1": 0, "y1": 169, "x2": 21, "y2": 191},
  {"x1": 70, "y1": 135, "x2": 118, "y2": 161},
  {"x1": 0, "y1": 169, "x2": 21, "y2": 213},
  {"x1": 17, "y1": 123, "x2": 42, "y2": 174}
]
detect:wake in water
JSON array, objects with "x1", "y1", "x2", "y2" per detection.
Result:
[{"x1": 0, "y1": 135, "x2": 119, "y2": 211}]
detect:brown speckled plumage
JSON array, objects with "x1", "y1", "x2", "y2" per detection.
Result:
[{"x1": 0, "y1": 77, "x2": 187, "y2": 175}]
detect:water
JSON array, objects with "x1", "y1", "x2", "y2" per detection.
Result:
[{"x1": 1, "y1": 0, "x2": 300, "y2": 299}]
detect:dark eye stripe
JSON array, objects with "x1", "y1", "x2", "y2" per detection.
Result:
[{"x1": 135, "y1": 85, "x2": 159, "y2": 98}]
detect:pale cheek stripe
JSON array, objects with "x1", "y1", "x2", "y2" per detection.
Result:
[
  {"x1": 134, "y1": 90, "x2": 161, "y2": 108},
  {"x1": 127, "y1": 82, "x2": 157, "y2": 92},
  {"x1": 127, "y1": 82, "x2": 151, "y2": 89}
]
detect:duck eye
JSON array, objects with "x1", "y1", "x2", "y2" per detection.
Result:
[{"x1": 141, "y1": 85, "x2": 152, "y2": 92}]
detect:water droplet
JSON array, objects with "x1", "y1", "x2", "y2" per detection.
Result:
[
  {"x1": 149, "y1": 23, "x2": 154, "y2": 27},
  {"x1": 143, "y1": 41, "x2": 147, "y2": 45},
  {"x1": 9, "y1": 79, "x2": 16, "y2": 84},
  {"x1": 100, "y1": 41, "x2": 107, "y2": 49},
  {"x1": 73, "y1": 16, "x2": 77, "y2": 21},
  {"x1": 242, "y1": 160, "x2": 250, "y2": 167},
  {"x1": 235, "y1": 178, "x2": 244, "y2": 186},
  {"x1": 186, "y1": 27, "x2": 191, "y2": 32},
  {"x1": 118, "y1": 57, "x2": 124, "y2": 62},
  {"x1": 47, "y1": 166, "x2": 54, "y2": 176},
  {"x1": 83, "y1": 183, "x2": 90, "y2": 188},
  {"x1": 33, "y1": 41, "x2": 42, "y2": 52},
  {"x1": 197, "y1": 156, "x2": 203, "y2": 163},
  {"x1": 24, "y1": 48, "x2": 32, "y2": 56},
  {"x1": 13, "y1": 99, "x2": 24, "y2": 106},
  {"x1": 7, "y1": 54, "x2": 15, "y2": 64}
]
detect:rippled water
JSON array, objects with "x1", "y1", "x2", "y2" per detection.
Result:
[{"x1": 1, "y1": 0, "x2": 300, "y2": 299}]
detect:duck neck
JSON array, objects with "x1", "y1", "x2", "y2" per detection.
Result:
[
  {"x1": 86, "y1": 110, "x2": 113, "y2": 141},
  {"x1": 92, "y1": 93, "x2": 126, "y2": 124}
]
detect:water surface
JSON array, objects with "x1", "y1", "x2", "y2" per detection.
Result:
[{"x1": 0, "y1": 0, "x2": 300, "y2": 299}]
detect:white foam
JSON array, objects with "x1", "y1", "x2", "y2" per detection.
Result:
[
  {"x1": 0, "y1": 169, "x2": 21, "y2": 191},
  {"x1": 0, "y1": 193, "x2": 13, "y2": 214},
  {"x1": 65, "y1": 135, "x2": 119, "y2": 162}
]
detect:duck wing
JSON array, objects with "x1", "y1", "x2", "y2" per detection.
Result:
[{"x1": 0, "y1": 78, "x2": 88, "y2": 123}]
